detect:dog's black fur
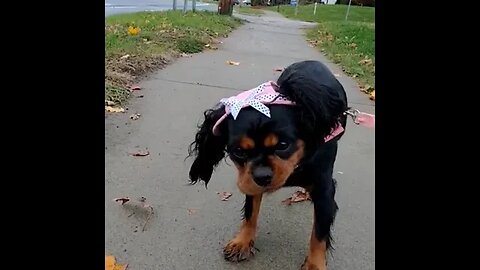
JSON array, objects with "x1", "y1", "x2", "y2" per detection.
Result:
[{"x1": 188, "y1": 60, "x2": 348, "y2": 264}]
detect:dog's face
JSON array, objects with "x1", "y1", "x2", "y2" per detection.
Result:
[
  {"x1": 226, "y1": 106, "x2": 304, "y2": 195},
  {"x1": 188, "y1": 60, "x2": 348, "y2": 192}
]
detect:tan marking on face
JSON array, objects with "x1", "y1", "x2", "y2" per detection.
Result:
[
  {"x1": 235, "y1": 162, "x2": 264, "y2": 195},
  {"x1": 266, "y1": 139, "x2": 304, "y2": 193},
  {"x1": 263, "y1": 133, "x2": 279, "y2": 148},
  {"x1": 239, "y1": 136, "x2": 255, "y2": 150}
]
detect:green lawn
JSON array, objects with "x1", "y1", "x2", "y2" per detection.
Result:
[
  {"x1": 272, "y1": 4, "x2": 375, "y2": 93},
  {"x1": 105, "y1": 11, "x2": 241, "y2": 105},
  {"x1": 234, "y1": 5, "x2": 265, "y2": 16}
]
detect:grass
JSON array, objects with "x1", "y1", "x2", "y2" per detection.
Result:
[
  {"x1": 234, "y1": 5, "x2": 265, "y2": 16},
  {"x1": 271, "y1": 4, "x2": 375, "y2": 93},
  {"x1": 105, "y1": 10, "x2": 242, "y2": 105}
]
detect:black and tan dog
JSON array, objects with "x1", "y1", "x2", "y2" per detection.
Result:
[{"x1": 188, "y1": 60, "x2": 348, "y2": 270}]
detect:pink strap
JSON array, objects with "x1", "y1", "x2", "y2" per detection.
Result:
[{"x1": 356, "y1": 112, "x2": 375, "y2": 128}]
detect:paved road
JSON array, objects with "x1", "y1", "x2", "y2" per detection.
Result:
[
  {"x1": 105, "y1": 0, "x2": 217, "y2": 16},
  {"x1": 105, "y1": 11, "x2": 375, "y2": 270}
]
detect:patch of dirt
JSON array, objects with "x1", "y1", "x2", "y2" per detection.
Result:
[{"x1": 106, "y1": 53, "x2": 175, "y2": 86}]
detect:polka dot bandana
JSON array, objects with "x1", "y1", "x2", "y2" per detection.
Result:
[{"x1": 212, "y1": 81, "x2": 295, "y2": 135}]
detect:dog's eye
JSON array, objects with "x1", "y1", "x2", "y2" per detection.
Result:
[
  {"x1": 232, "y1": 147, "x2": 248, "y2": 159},
  {"x1": 275, "y1": 141, "x2": 289, "y2": 151}
]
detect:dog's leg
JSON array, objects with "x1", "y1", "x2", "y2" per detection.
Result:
[
  {"x1": 301, "y1": 214, "x2": 328, "y2": 270},
  {"x1": 224, "y1": 194, "x2": 263, "y2": 262},
  {"x1": 301, "y1": 185, "x2": 337, "y2": 270}
]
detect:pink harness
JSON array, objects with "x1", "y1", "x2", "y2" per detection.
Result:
[{"x1": 212, "y1": 81, "x2": 362, "y2": 143}]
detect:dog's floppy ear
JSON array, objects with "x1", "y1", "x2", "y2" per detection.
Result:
[
  {"x1": 188, "y1": 104, "x2": 228, "y2": 186},
  {"x1": 276, "y1": 60, "x2": 348, "y2": 142}
]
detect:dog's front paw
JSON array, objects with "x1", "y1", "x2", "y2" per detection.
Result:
[
  {"x1": 301, "y1": 256, "x2": 326, "y2": 270},
  {"x1": 223, "y1": 238, "x2": 255, "y2": 262}
]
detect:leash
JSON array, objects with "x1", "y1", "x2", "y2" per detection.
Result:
[{"x1": 344, "y1": 109, "x2": 375, "y2": 128}]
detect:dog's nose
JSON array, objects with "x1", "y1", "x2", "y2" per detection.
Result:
[{"x1": 252, "y1": 166, "x2": 272, "y2": 186}]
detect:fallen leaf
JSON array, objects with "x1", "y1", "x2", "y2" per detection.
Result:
[
  {"x1": 106, "y1": 106, "x2": 125, "y2": 113},
  {"x1": 187, "y1": 208, "x2": 198, "y2": 215},
  {"x1": 369, "y1": 90, "x2": 375, "y2": 101},
  {"x1": 129, "y1": 113, "x2": 141, "y2": 120},
  {"x1": 205, "y1": 44, "x2": 211, "y2": 48},
  {"x1": 282, "y1": 190, "x2": 311, "y2": 205},
  {"x1": 130, "y1": 150, "x2": 150, "y2": 157},
  {"x1": 127, "y1": 26, "x2": 141, "y2": 36},
  {"x1": 120, "y1": 54, "x2": 130, "y2": 60},
  {"x1": 180, "y1": 53, "x2": 192, "y2": 57},
  {"x1": 113, "y1": 197, "x2": 130, "y2": 205},
  {"x1": 349, "y1": 43, "x2": 357, "y2": 48},
  {"x1": 136, "y1": 95, "x2": 144, "y2": 98},
  {"x1": 105, "y1": 100, "x2": 115, "y2": 106},
  {"x1": 145, "y1": 41, "x2": 152, "y2": 45},
  {"x1": 226, "y1": 60, "x2": 240, "y2": 66},
  {"x1": 105, "y1": 255, "x2": 128, "y2": 270},
  {"x1": 334, "y1": 73, "x2": 340, "y2": 77},
  {"x1": 360, "y1": 84, "x2": 374, "y2": 93},
  {"x1": 129, "y1": 85, "x2": 141, "y2": 91},
  {"x1": 337, "y1": 171, "x2": 344, "y2": 174},
  {"x1": 308, "y1": 44, "x2": 315, "y2": 47},
  {"x1": 274, "y1": 67, "x2": 284, "y2": 72},
  {"x1": 217, "y1": 191, "x2": 232, "y2": 201},
  {"x1": 358, "y1": 58, "x2": 373, "y2": 65}
]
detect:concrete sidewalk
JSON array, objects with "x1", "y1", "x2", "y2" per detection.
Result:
[{"x1": 105, "y1": 10, "x2": 374, "y2": 270}]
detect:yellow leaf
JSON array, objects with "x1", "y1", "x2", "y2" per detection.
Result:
[
  {"x1": 127, "y1": 26, "x2": 141, "y2": 36},
  {"x1": 358, "y1": 58, "x2": 373, "y2": 65},
  {"x1": 226, "y1": 60, "x2": 240, "y2": 66},
  {"x1": 105, "y1": 256, "x2": 116, "y2": 270},
  {"x1": 106, "y1": 255, "x2": 128, "y2": 270},
  {"x1": 369, "y1": 90, "x2": 375, "y2": 101},
  {"x1": 105, "y1": 106, "x2": 125, "y2": 113},
  {"x1": 105, "y1": 100, "x2": 115, "y2": 106}
]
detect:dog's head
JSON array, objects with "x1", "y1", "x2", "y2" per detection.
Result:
[{"x1": 188, "y1": 60, "x2": 348, "y2": 194}]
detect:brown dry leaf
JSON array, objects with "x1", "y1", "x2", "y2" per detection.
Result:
[
  {"x1": 282, "y1": 190, "x2": 311, "y2": 205},
  {"x1": 226, "y1": 61, "x2": 240, "y2": 66},
  {"x1": 130, "y1": 150, "x2": 150, "y2": 157},
  {"x1": 113, "y1": 197, "x2": 131, "y2": 205},
  {"x1": 106, "y1": 106, "x2": 125, "y2": 113},
  {"x1": 217, "y1": 191, "x2": 232, "y2": 201},
  {"x1": 105, "y1": 255, "x2": 128, "y2": 270},
  {"x1": 129, "y1": 113, "x2": 141, "y2": 120},
  {"x1": 369, "y1": 90, "x2": 375, "y2": 101}
]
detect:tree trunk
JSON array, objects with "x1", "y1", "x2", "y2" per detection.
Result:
[{"x1": 218, "y1": 0, "x2": 234, "y2": 15}]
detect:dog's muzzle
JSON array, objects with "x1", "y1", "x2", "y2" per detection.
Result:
[{"x1": 252, "y1": 166, "x2": 273, "y2": 186}]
